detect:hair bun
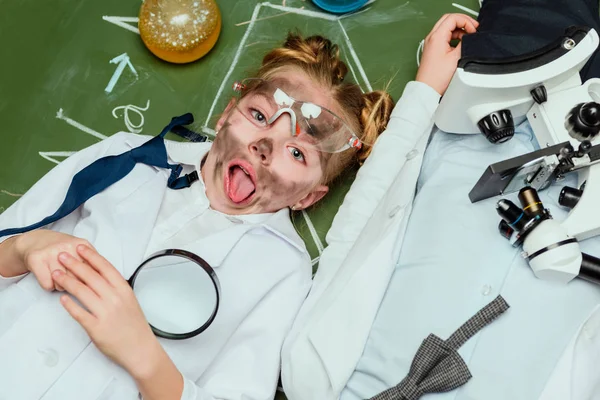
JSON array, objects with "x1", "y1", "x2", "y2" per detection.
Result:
[
  {"x1": 357, "y1": 90, "x2": 395, "y2": 162},
  {"x1": 268, "y1": 33, "x2": 348, "y2": 85}
]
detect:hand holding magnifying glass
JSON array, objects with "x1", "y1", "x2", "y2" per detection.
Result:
[{"x1": 53, "y1": 245, "x2": 221, "y2": 375}]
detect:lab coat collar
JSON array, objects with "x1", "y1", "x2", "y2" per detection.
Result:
[
  {"x1": 163, "y1": 138, "x2": 212, "y2": 171},
  {"x1": 261, "y1": 209, "x2": 307, "y2": 254},
  {"x1": 163, "y1": 138, "x2": 307, "y2": 254}
]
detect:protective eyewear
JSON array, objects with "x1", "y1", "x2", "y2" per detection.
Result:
[{"x1": 232, "y1": 78, "x2": 364, "y2": 153}]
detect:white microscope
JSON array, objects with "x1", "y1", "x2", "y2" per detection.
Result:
[{"x1": 435, "y1": 26, "x2": 600, "y2": 285}]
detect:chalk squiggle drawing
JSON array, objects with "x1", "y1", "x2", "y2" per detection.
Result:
[{"x1": 112, "y1": 100, "x2": 151, "y2": 134}]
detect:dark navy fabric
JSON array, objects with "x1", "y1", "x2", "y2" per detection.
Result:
[
  {"x1": 0, "y1": 113, "x2": 199, "y2": 239},
  {"x1": 461, "y1": 0, "x2": 600, "y2": 81}
]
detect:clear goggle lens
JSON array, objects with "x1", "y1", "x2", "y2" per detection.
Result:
[{"x1": 231, "y1": 78, "x2": 363, "y2": 153}]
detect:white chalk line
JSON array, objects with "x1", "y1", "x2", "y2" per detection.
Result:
[
  {"x1": 1, "y1": 190, "x2": 23, "y2": 197},
  {"x1": 204, "y1": 4, "x2": 263, "y2": 127},
  {"x1": 338, "y1": 19, "x2": 373, "y2": 92},
  {"x1": 261, "y1": 2, "x2": 338, "y2": 21},
  {"x1": 344, "y1": 50, "x2": 363, "y2": 93},
  {"x1": 236, "y1": 8, "x2": 305, "y2": 26},
  {"x1": 39, "y1": 151, "x2": 77, "y2": 165},
  {"x1": 338, "y1": 6, "x2": 371, "y2": 20},
  {"x1": 102, "y1": 16, "x2": 140, "y2": 35},
  {"x1": 56, "y1": 109, "x2": 108, "y2": 140},
  {"x1": 451, "y1": 3, "x2": 479, "y2": 16},
  {"x1": 302, "y1": 209, "x2": 325, "y2": 254}
]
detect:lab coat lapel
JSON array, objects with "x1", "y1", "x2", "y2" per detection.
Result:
[
  {"x1": 539, "y1": 304, "x2": 600, "y2": 400},
  {"x1": 185, "y1": 223, "x2": 253, "y2": 268},
  {"x1": 89, "y1": 136, "x2": 169, "y2": 279},
  {"x1": 181, "y1": 209, "x2": 306, "y2": 269}
]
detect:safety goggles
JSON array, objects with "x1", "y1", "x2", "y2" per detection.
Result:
[{"x1": 231, "y1": 78, "x2": 363, "y2": 153}]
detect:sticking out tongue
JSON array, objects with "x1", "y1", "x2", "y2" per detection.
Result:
[{"x1": 228, "y1": 166, "x2": 255, "y2": 203}]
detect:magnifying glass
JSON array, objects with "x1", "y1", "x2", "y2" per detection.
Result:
[{"x1": 128, "y1": 249, "x2": 220, "y2": 340}]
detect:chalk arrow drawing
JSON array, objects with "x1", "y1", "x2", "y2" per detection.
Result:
[
  {"x1": 105, "y1": 53, "x2": 138, "y2": 93},
  {"x1": 102, "y1": 16, "x2": 140, "y2": 35}
]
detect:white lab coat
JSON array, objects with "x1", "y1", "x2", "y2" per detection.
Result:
[
  {"x1": 280, "y1": 81, "x2": 600, "y2": 400},
  {"x1": 0, "y1": 132, "x2": 311, "y2": 400}
]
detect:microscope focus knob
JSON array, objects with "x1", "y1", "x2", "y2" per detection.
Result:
[
  {"x1": 576, "y1": 140, "x2": 592, "y2": 157},
  {"x1": 566, "y1": 102, "x2": 600, "y2": 141},
  {"x1": 478, "y1": 110, "x2": 515, "y2": 144}
]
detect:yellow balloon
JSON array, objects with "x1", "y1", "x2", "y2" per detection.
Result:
[{"x1": 139, "y1": 0, "x2": 222, "y2": 64}]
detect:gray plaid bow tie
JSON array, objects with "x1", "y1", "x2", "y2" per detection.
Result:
[{"x1": 369, "y1": 296, "x2": 510, "y2": 400}]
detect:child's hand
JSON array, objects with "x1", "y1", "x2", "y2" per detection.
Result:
[
  {"x1": 15, "y1": 229, "x2": 94, "y2": 291},
  {"x1": 53, "y1": 245, "x2": 162, "y2": 379},
  {"x1": 416, "y1": 13, "x2": 479, "y2": 96}
]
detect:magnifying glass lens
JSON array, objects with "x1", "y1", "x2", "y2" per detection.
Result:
[{"x1": 129, "y1": 250, "x2": 220, "y2": 340}]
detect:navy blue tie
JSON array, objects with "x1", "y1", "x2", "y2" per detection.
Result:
[{"x1": 0, "y1": 113, "x2": 203, "y2": 239}]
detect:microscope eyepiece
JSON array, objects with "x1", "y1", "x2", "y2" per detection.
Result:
[{"x1": 559, "y1": 185, "x2": 583, "y2": 209}]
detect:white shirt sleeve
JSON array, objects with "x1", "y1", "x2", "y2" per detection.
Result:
[
  {"x1": 327, "y1": 81, "x2": 440, "y2": 246},
  {"x1": 180, "y1": 260, "x2": 311, "y2": 400},
  {"x1": 0, "y1": 132, "x2": 139, "y2": 290},
  {"x1": 294, "y1": 81, "x2": 440, "y2": 306},
  {"x1": 280, "y1": 81, "x2": 441, "y2": 399},
  {"x1": 0, "y1": 267, "x2": 27, "y2": 289}
]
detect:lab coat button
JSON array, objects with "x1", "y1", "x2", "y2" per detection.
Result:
[
  {"x1": 389, "y1": 205, "x2": 402, "y2": 218},
  {"x1": 583, "y1": 327, "x2": 595, "y2": 339},
  {"x1": 481, "y1": 284, "x2": 492, "y2": 296},
  {"x1": 406, "y1": 149, "x2": 419, "y2": 160},
  {"x1": 38, "y1": 348, "x2": 59, "y2": 367}
]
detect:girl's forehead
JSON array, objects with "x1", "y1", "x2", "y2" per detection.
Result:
[{"x1": 267, "y1": 71, "x2": 334, "y2": 108}]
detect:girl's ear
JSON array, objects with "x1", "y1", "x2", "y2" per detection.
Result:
[
  {"x1": 293, "y1": 185, "x2": 329, "y2": 210},
  {"x1": 215, "y1": 98, "x2": 237, "y2": 132}
]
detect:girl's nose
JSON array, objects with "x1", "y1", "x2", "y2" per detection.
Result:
[{"x1": 249, "y1": 137, "x2": 273, "y2": 165}]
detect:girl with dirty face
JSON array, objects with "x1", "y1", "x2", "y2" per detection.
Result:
[{"x1": 0, "y1": 33, "x2": 394, "y2": 399}]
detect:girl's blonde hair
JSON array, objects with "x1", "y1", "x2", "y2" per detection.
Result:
[{"x1": 256, "y1": 33, "x2": 394, "y2": 185}]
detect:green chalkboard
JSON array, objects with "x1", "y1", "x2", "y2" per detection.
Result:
[{"x1": 0, "y1": 0, "x2": 481, "y2": 266}]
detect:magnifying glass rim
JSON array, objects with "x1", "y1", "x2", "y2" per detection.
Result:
[{"x1": 128, "y1": 249, "x2": 221, "y2": 340}]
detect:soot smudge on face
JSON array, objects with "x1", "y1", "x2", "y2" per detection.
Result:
[{"x1": 211, "y1": 119, "x2": 312, "y2": 210}]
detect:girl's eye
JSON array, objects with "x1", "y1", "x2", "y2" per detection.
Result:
[
  {"x1": 250, "y1": 109, "x2": 267, "y2": 125},
  {"x1": 288, "y1": 146, "x2": 305, "y2": 162}
]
